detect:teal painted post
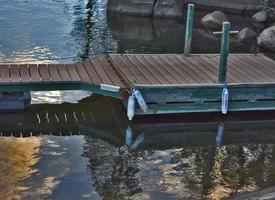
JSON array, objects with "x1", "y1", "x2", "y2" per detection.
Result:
[
  {"x1": 184, "y1": 4, "x2": 194, "y2": 56},
  {"x1": 218, "y1": 22, "x2": 230, "y2": 83}
]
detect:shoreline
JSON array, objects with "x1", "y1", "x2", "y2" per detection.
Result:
[{"x1": 107, "y1": 0, "x2": 265, "y2": 18}]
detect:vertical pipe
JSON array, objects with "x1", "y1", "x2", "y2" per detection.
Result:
[
  {"x1": 184, "y1": 4, "x2": 194, "y2": 56},
  {"x1": 218, "y1": 22, "x2": 230, "y2": 83}
]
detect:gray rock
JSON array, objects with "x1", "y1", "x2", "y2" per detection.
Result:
[
  {"x1": 257, "y1": 25, "x2": 275, "y2": 51},
  {"x1": 153, "y1": 0, "x2": 184, "y2": 18},
  {"x1": 107, "y1": 0, "x2": 155, "y2": 16},
  {"x1": 238, "y1": 28, "x2": 258, "y2": 43},
  {"x1": 251, "y1": 21, "x2": 267, "y2": 33},
  {"x1": 201, "y1": 11, "x2": 228, "y2": 30},
  {"x1": 267, "y1": 7, "x2": 275, "y2": 22},
  {"x1": 252, "y1": 10, "x2": 267, "y2": 23}
]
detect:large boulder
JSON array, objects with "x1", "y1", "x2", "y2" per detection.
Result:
[
  {"x1": 201, "y1": 11, "x2": 228, "y2": 30},
  {"x1": 153, "y1": 0, "x2": 184, "y2": 18},
  {"x1": 238, "y1": 28, "x2": 258, "y2": 43},
  {"x1": 107, "y1": 0, "x2": 155, "y2": 16},
  {"x1": 257, "y1": 25, "x2": 275, "y2": 51},
  {"x1": 252, "y1": 10, "x2": 267, "y2": 23}
]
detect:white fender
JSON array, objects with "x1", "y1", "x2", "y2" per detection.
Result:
[
  {"x1": 221, "y1": 87, "x2": 229, "y2": 114},
  {"x1": 127, "y1": 94, "x2": 135, "y2": 121},
  {"x1": 125, "y1": 126, "x2": 133, "y2": 146},
  {"x1": 132, "y1": 88, "x2": 148, "y2": 112}
]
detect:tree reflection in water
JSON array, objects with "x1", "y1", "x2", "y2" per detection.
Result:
[{"x1": 82, "y1": 120, "x2": 275, "y2": 200}]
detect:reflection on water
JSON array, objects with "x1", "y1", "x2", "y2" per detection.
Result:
[
  {"x1": 0, "y1": 96, "x2": 274, "y2": 199},
  {"x1": 31, "y1": 91, "x2": 92, "y2": 104},
  {"x1": 0, "y1": 137, "x2": 41, "y2": 199}
]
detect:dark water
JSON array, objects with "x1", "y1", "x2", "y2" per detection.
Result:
[{"x1": 1, "y1": 0, "x2": 275, "y2": 199}]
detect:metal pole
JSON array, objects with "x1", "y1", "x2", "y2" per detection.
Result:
[
  {"x1": 184, "y1": 4, "x2": 194, "y2": 56},
  {"x1": 218, "y1": 22, "x2": 230, "y2": 83}
]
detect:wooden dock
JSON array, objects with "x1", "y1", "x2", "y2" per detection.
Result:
[
  {"x1": 110, "y1": 53, "x2": 275, "y2": 115},
  {"x1": 1, "y1": 53, "x2": 275, "y2": 116}
]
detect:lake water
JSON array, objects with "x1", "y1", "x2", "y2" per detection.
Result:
[{"x1": 1, "y1": 0, "x2": 275, "y2": 199}]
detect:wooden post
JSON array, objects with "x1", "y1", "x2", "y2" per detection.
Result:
[
  {"x1": 218, "y1": 22, "x2": 230, "y2": 83},
  {"x1": 184, "y1": 4, "x2": 194, "y2": 56}
]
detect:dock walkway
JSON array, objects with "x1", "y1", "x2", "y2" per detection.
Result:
[
  {"x1": 110, "y1": 54, "x2": 275, "y2": 86},
  {"x1": 0, "y1": 56, "x2": 125, "y2": 98}
]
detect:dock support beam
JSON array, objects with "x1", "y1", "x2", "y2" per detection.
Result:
[
  {"x1": 218, "y1": 22, "x2": 230, "y2": 83},
  {"x1": 184, "y1": 4, "x2": 194, "y2": 56}
]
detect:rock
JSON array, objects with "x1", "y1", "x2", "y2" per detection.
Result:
[
  {"x1": 238, "y1": 28, "x2": 258, "y2": 43},
  {"x1": 251, "y1": 21, "x2": 267, "y2": 33},
  {"x1": 267, "y1": 7, "x2": 275, "y2": 22},
  {"x1": 252, "y1": 10, "x2": 267, "y2": 23},
  {"x1": 107, "y1": 0, "x2": 155, "y2": 16},
  {"x1": 201, "y1": 11, "x2": 228, "y2": 30},
  {"x1": 153, "y1": 0, "x2": 183, "y2": 18},
  {"x1": 257, "y1": 25, "x2": 275, "y2": 51}
]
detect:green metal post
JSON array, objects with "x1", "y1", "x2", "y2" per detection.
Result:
[
  {"x1": 218, "y1": 22, "x2": 230, "y2": 83},
  {"x1": 184, "y1": 4, "x2": 194, "y2": 56}
]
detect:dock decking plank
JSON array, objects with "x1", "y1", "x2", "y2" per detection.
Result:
[
  {"x1": 10, "y1": 64, "x2": 21, "y2": 83},
  {"x1": 67, "y1": 64, "x2": 81, "y2": 82},
  {"x1": 110, "y1": 55, "x2": 140, "y2": 85},
  {"x1": 160, "y1": 55, "x2": 196, "y2": 84},
  {"x1": 20, "y1": 64, "x2": 31, "y2": 82},
  {"x1": 242, "y1": 54, "x2": 275, "y2": 79},
  {"x1": 38, "y1": 64, "x2": 51, "y2": 82},
  {"x1": 171, "y1": 55, "x2": 212, "y2": 84},
  {"x1": 83, "y1": 60, "x2": 102, "y2": 84},
  {"x1": 75, "y1": 63, "x2": 91, "y2": 83},
  {"x1": 210, "y1": 55, "x2": 252, "y2": 83},
  {"x1": 89, "y1": 57, "x2": 113, "y2": 85},
  {"x1": 229, "y1": 55, "x2": 271, "y2": 82},
  {"x1": 48, "y1": 64, "x2": 62, "y2": 82},
  {"x1": 238, "y1": 55, "x2": 275, "y2": 81},
  {"x1": 0, "y1": 65, "x2": 10, "y2": 83},
  {"x1": 98, "y1": 56, "x2": 124, "y2": 87},
  {"x1": 29, "y1": 64, "x2": 41, "y2": 82},
  {"x1": 124, "y1": 55, "x2": 156, "y2": 85},
  {"x1": 191, "y1": 55, "x2": 223, "y2": 82},
  {"x1": 126, "y1": 55, "x2": 160, "y2": 85},
  {"x1": 57, "y1": 64, "x2": 71, "y2": 82},
  {"x1": 121, "y1": 55, "x2": 151, "y2": 84},
  {"x1": 147, "y1": 55, "x2": 180, "y2": 84},
  {"x1": 198, "y1": 55, "x2": 239, "y2": 83},
  {"x1": 136, "y1": 55, "x2": 171, "y2": 84}
]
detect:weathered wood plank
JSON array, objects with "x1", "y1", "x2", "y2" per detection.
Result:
[
  {"x1": 57, "y1": 64, "x2": 71, "y2": 82},
  {"x1": 0, "y1": 65, "x2": 10, "y2": 83},
  {"x1": 48, "y1": 64, "x2": 61, "y2": 82},
  {"x1": 10, "y1": 64, "x2": 21, "y2": 83},
  {"x1": 75, "y1": 63, "x2": 91, "y2": 83},
  {"x1": 89, "y1": 57, "x2": 113, "y2": 85},
  {"x1": 20, "y1": 64, "x2": 31, "y2": 82},
  {"x1": 161, "y1": 55, "x2": 197, "y2": 84},
  {"x1": 126, "y1": 55, "x2": 160, "y2": 84},
  {"x1": 148, "y1": 55, "x2": 180, "y2": 84},
  {"x1": 29, "y1": 64, "x2": 41, "y2": 83},
  {"x1": 67, "y1": 64, "x2": 81, "y2": 82},
  {"x1": 83, "y1": 60, "x2": 102, "y2": 84},
  {"x1": 38, "y1": 64, "x2": 51, "y2": 82},
  {"x1": 98, "y1": 56, "x2": 124, "y2": 87},
  {"x1": 136, "y1": 55, "x2": 171, "y2": 84}
]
